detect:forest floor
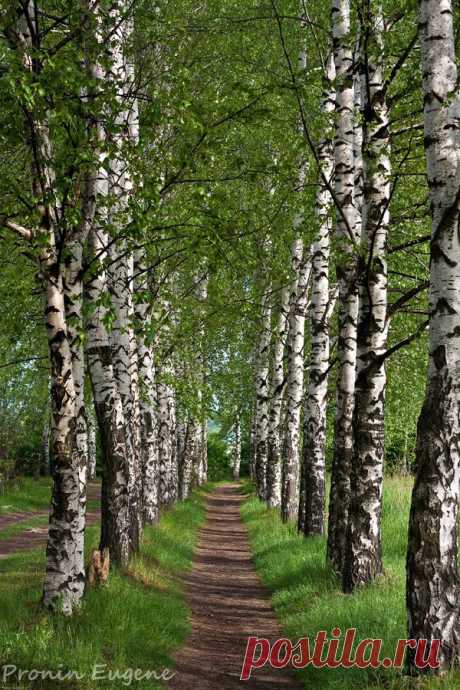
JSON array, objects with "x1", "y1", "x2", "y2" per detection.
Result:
[{"x1": 167, "y1": 483, "x2": 302, "y2": 689}]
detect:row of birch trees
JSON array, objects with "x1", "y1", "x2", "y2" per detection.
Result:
[
  {"x1": 249, "y1": 0, "x2": 460, "y2": 674},
  {"x1": 1, "y1": 0, "x2": 460, "y2": 675},
  {"x1": 0, "y1": 0, "x2": 209, "y2": 614}
]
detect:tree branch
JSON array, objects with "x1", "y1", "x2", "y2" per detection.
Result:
[{"x1": 1, "y1": 217, "x2": 33, "y2": 241}]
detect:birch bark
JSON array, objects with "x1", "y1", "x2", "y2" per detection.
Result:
[
  {"x1": 254, "y1": 291, "x2": 272, "y2": 500},
  {"x1": 327, "y1": 0, "x2": 360, "y2": 571},
  {"x1": 87, "y1": 407, "x2": 97, "y2": 481},
  {"x1": 233, "y1": 415, "x2": 242, "y2": 481},
  {"x1": 406, "y1": 0, "x2": 460, "y2": 670},
  {"x1": 343, "y1": 1, "x2": 391, "y2": 592},
  {"x1": 8, "y1": 2, "x2": 88, "y2": 613},
  {"x1": 105, "y1": 1, "x2": 142, "y2": 553},
  {"x1": 134, "y1": 253, "x2": 159, "y2": 524},
  {"x1": 179, "y1": 419, "x2": 196, "y2": 500},
  {"x1": 281, "y1": 239, "x2": 310, "y2": 522},
  {"x1": 299, "y1": 55, "x2": 335, "y2": 536},
  {"x1": 86, "y1": 218, "x2": 131, "y2": 567},
  {"x1": 266, "y1": 287, "x2": 289, "y2": 508}
]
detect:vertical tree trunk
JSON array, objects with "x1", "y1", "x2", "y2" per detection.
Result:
[
  {"x1": 254, "y1": 291, "x2": 272, "y2": 500},
  {"x1": 105, "y1": 1, "x2": 142, "y2": 553},
  {"x1": 86, "y1": 220, "x2": 131, "y2": 567},
  {"x1": 10, "y1": 3, "x2": 88, "y2": 613},
  {"x1": 168, "y1": 378, "x2": 178, "y2": 502},
  {"x1": 327, "y1": 0, "x2": 360, "y2": 572},
  {"x1": 299, "y1": 54, "x2": 335, "y2": 537},
  {"x1": 195, "y1": 273, "x2": 209, "y2": 485},
  {"x1": 343, "y1": 1, "x2": 391, "y2": 592},
  {"x1": 249, "y1": 391, "x2": 257, "y2": 481},
  {"x1": 282, "y1": 239, "x2": 311, "y2": 521},
  {"x1": 199, "y1": 416, "x2": 208, "y2": 485},
  {"x1": 157, "y1": 377, "x2": 172, "y2": 507},
  {"x1": 266, "y1": 286, "x2": 290, "y2": 508},
  {"x1": 406, "y1": 0, "x2": 460, "y2": 671},
  {"x1": 157, "y1": 364, "x2": 176, "y2": 506},
  {"x1": 179, "y1": 420, "x2": 196, "y2": 500},
  {"x1": 134, "y1": 254, "x2": 159, "y2": 524},
  {"x1": 233, "y1": 415, "x2": 242, "y2": 481},
  {"x1": 62, "y1": 237, "x2": 90, "y2": 598},
  {"x1": 107, "y1": 248, "x2": 142, "y2": 551},
  {"x1": 87, "y1": 406, "x2": 97, "y2": 480},
  {"x1": 41, "y1": 417, "x2": 51, "y2": 476}
]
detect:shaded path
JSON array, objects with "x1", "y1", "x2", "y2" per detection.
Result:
[
  {"x1": 168, "y1": 484, "x2": 302, "y2": 689},
  {"x1": 0, "y1": 483, "x2": 101, "y2": 559}
]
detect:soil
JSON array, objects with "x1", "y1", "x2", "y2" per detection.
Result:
[{"x1": 167, "y1": 483, "x2": 303, "y2": 690}]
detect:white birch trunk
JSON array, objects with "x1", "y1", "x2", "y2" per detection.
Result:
[
  {"x1": 406, "y1": 0, "x2": 460, "y2": 671},
  {"x1": 266, "y1": 287, "x2": 290, "y2": 507},
  {"x1": 157, "y1": 377, "x2": 172, "y2": 507},
  {"x1": 157, "y1": 359, "x2": 177, "y2": 506},
  {"x1": 168, "y1": 379, "x2": 178, "y2": 502},
  {"x1": 254, "y1": 292, "x2": 272, "y2": 500},
  {"x1": 105, "y1": 1, "x2": 142, "y2": 553},
  {"x1": 179, "y1": 419, "x2": 196, "y2": 500},
  {"x1": 327, "y1": 0, "x2": 360, "y2": 572},
  {"x1": 10, "y1": 3, "x2": 86, "y2": 613},
  {"x1": 281, "y1": 239, "x2": 311, "y2": 521},
  {"x1": 299, "y1": 55, "x2": 336, "y2": 536},
  {"x1": 233, "y1": 415, "x2": 242, "y2": 481},
  {"x1": 87, "y1": 407, "x2": 97, "y2": 480},
  {"x1": 195, "y1": 274, "x2": 209, "y2": 485},
  {"x1": 134, "y1": 253, "x2": 159, "y2": 524},
  {"x1": 343, "y1": 1, "x2": 391, "y2": 592},
  {"x1": 41, "y1": 417, "x2": 51, "y2": 476},
  {"x1": 86, "y1": 218, "x2": 131, "y2": 567}
]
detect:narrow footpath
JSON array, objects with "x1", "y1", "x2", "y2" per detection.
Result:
[{"x1": 167, "y1": 484, "x2": 302, "y2": 689}]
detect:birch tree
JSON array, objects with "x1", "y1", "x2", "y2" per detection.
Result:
[
  {"x1": 178, "y1": 418, "x2": 196, "y2": 500},
  {"x1": 281, "y1": 238, "x2": 310, "y2": 522},
  {"x1": 299, "y1": 54, "x2": 335, "y2": 537},
  {"x1": 406, "y1": 0, "x2": 460, "y2": 671},
  {"x1": 327, "y1": 0, "x2": 360, "y2": 571},
  {"x1": 134, "y1": 253, "x2": 159, "y2": 524},
  {"x1": 87, "y1": 406, "x2": 97, "y2": 481},
  {"x1": 254, "y1": 291, "x2": 272, "y2": 500},
  {"x1": 2, "y1": 0, "x2": 96, "y2": 613},
  {"x1": 105, "y1": 0, "x2": 142, "y2": 554},
  {"x1": 266, "y1": 286, "x2": 289, "y2": 508},
  {"x1": 343, "y1": 0, "x2": 391, "y2": 592},
  {"x1": 232, "y1": 414, "x2": 242, "y2": 481}
]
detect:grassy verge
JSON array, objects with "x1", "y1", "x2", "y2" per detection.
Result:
[
  {"x1": 0, "y1": 514, "x2": 49, "y2": 541},
  {"x1": 0, "y1": 478, "x2": 100, "y2": 516},
  {"x1": 241, "y1": 477, "x2": 460, "y2": 690},
  {"x1": 0, "y1": 478, "x2": 53, "y2": 513},
  {"x1": 0, "y1": 487, "x2": 208, "y2": 690}
]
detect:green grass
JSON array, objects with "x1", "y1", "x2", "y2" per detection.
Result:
[
  {"x1": 0, "y1": 477, "x2": 100, "y2": 520},
  {"x1": 0, "y1": 487, "x2": 208, "y2": 690},
  {"x1": 241, "y1": 477, "x2": 460, "y2": 690},
  {"x1": 0, "y1": 477, "x2": 53, "y2": 513},
  {"x1": 0, "y1": 514, "x2": 49, "y2": 541}
]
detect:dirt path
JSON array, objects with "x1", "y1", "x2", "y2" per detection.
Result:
[
  {"x1": 167, "y1": 484, "x2": 302, "y2": 690},
  {"x1": 0, "y1": 483, "x2": 101, "y2": 559}
]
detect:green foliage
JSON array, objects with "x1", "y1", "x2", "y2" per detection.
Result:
[{"x1": 206, "y1": 431, "x2": 231, "y2": 482}]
